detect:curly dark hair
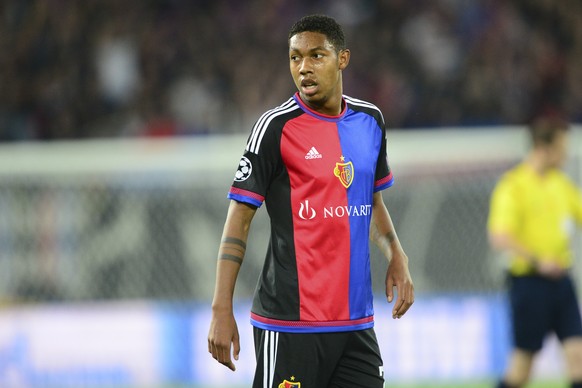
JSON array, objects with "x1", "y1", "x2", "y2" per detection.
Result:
[{"x1": 288, "y1": 14, "x2": 346, "y2": 52}]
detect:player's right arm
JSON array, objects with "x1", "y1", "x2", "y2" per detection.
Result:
[{"x1": 208, "y1": 200, "x2": 257, "y2": 371}]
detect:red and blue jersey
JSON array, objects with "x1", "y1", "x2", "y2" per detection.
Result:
[{"x1": 228, "y1": 93, "x2": 394, "y2": 333}]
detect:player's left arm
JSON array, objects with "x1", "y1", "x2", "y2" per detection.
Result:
[{"x1": 370, "y1": 191, "x2": 414, "y2": 319}]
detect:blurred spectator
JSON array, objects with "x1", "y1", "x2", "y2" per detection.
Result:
[{"x1": 0, "y1": 0, "x2": 581, "y2": 142}]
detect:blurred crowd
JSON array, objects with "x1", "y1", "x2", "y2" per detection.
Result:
[{"x1": 1, "y1": 0, "x2": 581, "y2": 141}]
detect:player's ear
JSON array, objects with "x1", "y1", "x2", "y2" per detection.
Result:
[{"x1": 338, "y1": 49, "x2": 350, "y2": 70}]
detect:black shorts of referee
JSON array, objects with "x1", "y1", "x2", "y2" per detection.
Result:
[{"x1": 508, "y1": 273, "x2": 582, "y2": 352}]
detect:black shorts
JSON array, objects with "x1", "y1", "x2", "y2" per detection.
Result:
[
  {"x1": 509, "y1": 274, "x2": 582, "y2": 352},
  {"x1": 252, "y1": 327, "x2": 384, "y2": 388}
]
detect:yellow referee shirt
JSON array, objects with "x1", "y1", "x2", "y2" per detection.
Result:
[{"x1": 488, "y1": 163, "x2": 582, "y2": 276}]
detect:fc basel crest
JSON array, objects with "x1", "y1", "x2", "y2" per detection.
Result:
[
  {"x1": 334, "y1": 158, "x2": 354, "y2": 189},
  {"x1": 278, "y1": 379, "x2": 301, "y2": 388}
]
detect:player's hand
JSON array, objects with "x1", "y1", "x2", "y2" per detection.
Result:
[
  {"x1": 386, "y1": 252, "x2": 414, "y2": 319},
  {"x1": 208, "y1": 308, "x2": 240, "y2": 371},
  {"x1": 536, "y1": 260, "x2": 566, "y2": 280}
]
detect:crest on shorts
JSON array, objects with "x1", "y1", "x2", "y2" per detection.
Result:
[
  {"x1": 333, "y1": 156, "x2": 354, "y2": 188},
  {"x1": 278, "y1": 377, "x2": 301, "y2": 388}
]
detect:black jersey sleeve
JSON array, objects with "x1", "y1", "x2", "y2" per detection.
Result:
[
  {"x1": 228, "y1": 97, "x2": 301, "y2": 206},
  {"x1": 227, "y1": 117, "x2": 283, "y2": 207},
  {"x1": 374, "y1": 116, "x2": 393, "y2": 190}
]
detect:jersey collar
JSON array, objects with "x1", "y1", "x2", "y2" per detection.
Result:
[{"x1": 293, "y1": 92, "x2": 347, "y2": 122}]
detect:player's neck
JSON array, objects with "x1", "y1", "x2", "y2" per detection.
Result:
[
  {"x1": 299, "y1": 93, "x2": 343, "y2": 116},
  {"x1": 525, "y1": 151, "x2": 551, "y2": 176}
]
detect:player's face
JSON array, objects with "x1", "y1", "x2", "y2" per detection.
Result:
[{"x1": 289, "y1": 31, "x2": 350, "y2": 116}]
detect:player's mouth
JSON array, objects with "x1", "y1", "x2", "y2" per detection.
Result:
[{"x1": 300, "y1": 79, "x2": 318, "y2": 95}]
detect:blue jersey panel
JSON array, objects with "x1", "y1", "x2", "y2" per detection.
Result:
[{"x1": 337, "y1": 108, "x2": 382, "y2": 320}]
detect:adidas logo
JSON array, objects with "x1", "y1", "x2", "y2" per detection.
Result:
[{"x1": 305, "y1": 146, "x2": 323, "y2": 160}]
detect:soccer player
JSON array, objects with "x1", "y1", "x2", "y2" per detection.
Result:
[
  {"x1": 207, "y1": 14, "x2": 414, "y2": 388},
  {"x1": 488, "y1": 116, "x2": 582, "y2": 388}
]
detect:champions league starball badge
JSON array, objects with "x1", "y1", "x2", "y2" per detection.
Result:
[{"x1": 234, "y1": 156, "x2": 252, "y2": 182}]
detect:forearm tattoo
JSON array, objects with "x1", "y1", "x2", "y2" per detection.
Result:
[
  {"x1": 220, "y1": 253, "x2": 243, "y2": 265},
  {"x1": 219, "y1": 237, "x2": 246, "y2": 265}
]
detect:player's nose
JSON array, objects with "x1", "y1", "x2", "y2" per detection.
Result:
[{"x1": 299, "y1": 58, "x2": 312, "y2": 74}]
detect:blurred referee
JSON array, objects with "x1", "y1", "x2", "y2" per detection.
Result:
[{"x1": 488, "y1": 115, "x2": 582, "y2": 388}]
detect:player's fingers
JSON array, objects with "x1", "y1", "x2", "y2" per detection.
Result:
[
  {"x1": 223, "y1": 360, "x2": 236, "y2": 371},
  {"x1": 393, "y1": 284, "x2": 414, "y2": 318},
  {"x1": 218, "y1": 347, "x2": 235, "y2": 371},
  {"x1": 386, "y1": 277, "x2": 394, "y2": 303},
  {"x1": 211, "y1": 342, "x2": 221, "y2": 362},
  {"x1": 392, "y1": 297, "x2": 405, "y2": 318},
  {"x1": 208, "y1": 336, "x2": 219, "y2": 355},
  {"x1": 394, "y1": 298, "x2": 412, "y2": 317},
  {"x1": 208, "y1": 336, "x2": 217, "y2": 356},
  {"x1": 209, "y1": 337, "x2": 233, "y2": 370},
  {"x1": 233, "y1": 332, "x2": 241, "y2": 361},
  {"x1": 219, "y1": 343, "x2": 236, "y2": 371}
]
